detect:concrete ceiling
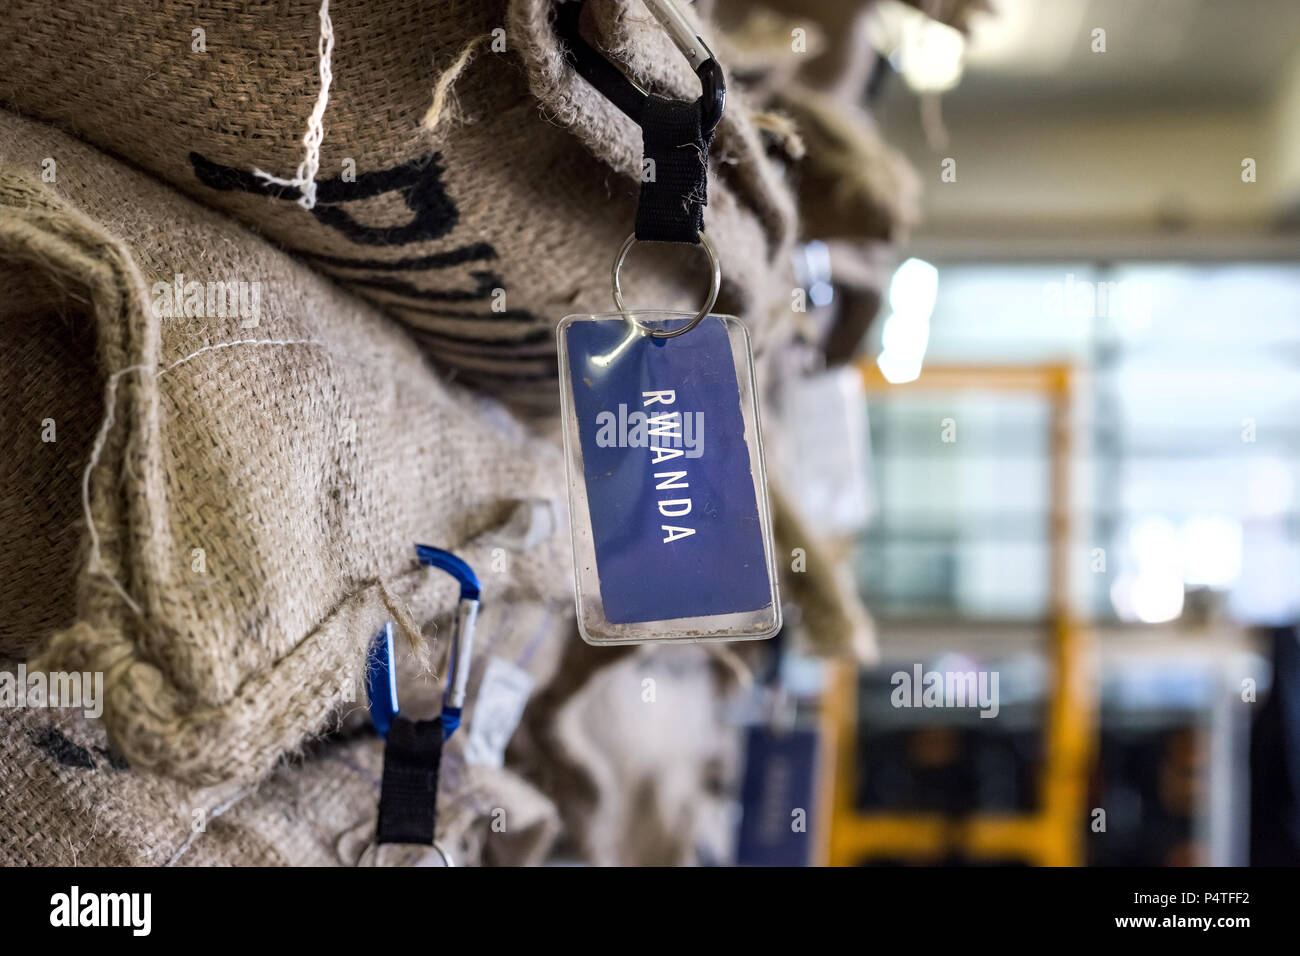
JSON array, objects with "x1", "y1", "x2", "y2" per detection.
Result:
[
  {"x1": 945, "y1": 0, "x2": 1300, "y2": 111},
  {"x1": 871, "y1": 0, "x2": 1300, "y2": 251}
]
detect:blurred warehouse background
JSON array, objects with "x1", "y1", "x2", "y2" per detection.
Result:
[
  {"x1": 729, "y1": 0, "x2": 1300, "y2": 867},
  {"x1": 5, "y1": 0, "x2": 1294, "y2": 871}
]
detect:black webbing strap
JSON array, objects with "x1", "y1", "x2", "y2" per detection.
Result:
[
  {"x1": 375, "y1": 716, "x2": 444, "y2": 846},
  {"x1": 557, "y1": 2, "x2": 646, "y2": 123},
  {"x1": 637, "y1": 96, "x2": 710, "y2": 244},
  {"x1": 556, "y1": 1, "x2": 718, "y2": 246}
]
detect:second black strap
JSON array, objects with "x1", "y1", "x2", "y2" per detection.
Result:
[
  {"x1": 375, "y1": 716, "x2": 444, "y2": 846},
  {"x1": 636, "y1": 95, "x2": 711, "y2": 245}
]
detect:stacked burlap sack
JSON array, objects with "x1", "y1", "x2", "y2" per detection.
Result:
[
  {"x1": 0, "y1": 108, "x2": 575, "y2": 863},
  {"x1": 712, "y1": 0, "x2": 927, "y2": 364},
  {"x1": 509, "y1": 638, "x2": 745, "y2": 866},
  {"x1": 0, "y1": 0, "x2": 942, "y2": 865},
  {"x1": 0, "y1": 0, "x2": 796, "y2": 409}
]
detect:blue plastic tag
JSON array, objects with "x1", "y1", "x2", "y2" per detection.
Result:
[
  {"x1": 557, "y1": 312, "x2": 779, "y2": 644},
  {"x1": 736, "y1": 726, "x2": 821, "y2": 866}
]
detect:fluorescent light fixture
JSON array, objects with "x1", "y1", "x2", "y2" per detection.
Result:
[
  {"x1": 888, "y1": 256, "x2": 939, "y2": 318},
  {"x1": 1129, "y1": 571, "x2": 1186, "y2": 625},
  {"x1": 1130, "y1": 515, "x2": 1181, "y2": 573},
  {"x1": 1129, "y1": 516, "x2": 1186, "y2": 623},
  {"x1": 1111, "y1": 571, "x2": 1185, "y2": 625},
  {"x1": 898, "y1": 17, "x2": 966, "y2": 93},
  {"x1": 1182, "y1": 515, "x2": 1243, "y2": 588},
  {"x1": 870, "y1": 1, "x2": 967, "y2": 93},
  {"x1": 876, "y1": 257, "x2": 938, "y2": 384}
]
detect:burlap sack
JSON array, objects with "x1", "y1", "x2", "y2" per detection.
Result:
[
  {"x1": 713, "y1": 0, "x2": 921, "y2": 244},
  {"x1": 709, "y1": 0, "x2": 924, "y2": 375},
  {"x1": 0, "y1": 0, "x2": 795, "y2": 408},
  {"x1": 1, "y1": 638, "x2": 564, "y2": 866},
  {"x1": 901, "y1": 0, "x2": 993, "y2": 33},
  {"x1": 515, "y1": 639, "x2": 742, "y2": 865},
  {"x1": 0, "y1": 108, "x2": 574, "y2": 790},
  {"x1": 768, "y1": 484, "x2": 876, "y2": 663},
  {"x1": 202, "y1": 597, "x2": 570, "y2": 867}
]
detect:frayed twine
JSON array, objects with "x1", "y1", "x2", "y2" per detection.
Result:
[
  {"x1": 378, "y1": 580, "x2": 433, "y2": 677},
  {"x1": 81, "y1": 337, "x2": 435, "y2": 681},
  {"x1": 751, "y1": 110, "x2": 806, "y2": 160},
  {"x1": 253, "y1": 0, "x2": 335, "y2": 209},
  {"x1": 82, "y1": 338, "x2": 326, "y2": 616},
  {"x1": 919, "y1": 92, "x2": 949, "y2": 152},
  {"x1": 422, "y1": 36, "x2": 485, "y2": 133}
]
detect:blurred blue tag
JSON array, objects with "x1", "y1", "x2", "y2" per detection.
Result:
[
  {"x1": 563, "y1": 315, "x2": 772, "y2": 624},
  {"x1": 736, "y1": 726, "x2": 820, "y2": 866}
]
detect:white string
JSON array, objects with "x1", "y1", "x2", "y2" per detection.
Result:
[
  {"x1": 82, "y1": 365, "x2": 150, "y2": 615},
  {"x1": 81, "y1": 338, "x2": 326, "y2": 615},
  {"x1": 165, "y1": 787, "x2": 255, "y2": 866},
  {"x1": 253, "y1": 0, "x2": 335, "y2": 210}
]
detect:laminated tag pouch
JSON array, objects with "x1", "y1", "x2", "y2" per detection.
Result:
[{"x1": 556, "y1": 0, "x2": 780, "y2": 645}]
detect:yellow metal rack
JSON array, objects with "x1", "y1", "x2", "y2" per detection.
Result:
[{"x1": 822, "y1": 362, "x2": 1092, "y2": 866}]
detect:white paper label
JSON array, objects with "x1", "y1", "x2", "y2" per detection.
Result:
[
  {"x1": 776, "y1": 367, "x2": 875, "y2": 535},
  {"x1": 463, "y1": 657, "x2": 535, "y2": 768}
]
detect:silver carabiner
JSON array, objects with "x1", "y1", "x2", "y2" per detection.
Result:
[{"x1": 643, "y1": 0, "x2": 713, "y2": 73}]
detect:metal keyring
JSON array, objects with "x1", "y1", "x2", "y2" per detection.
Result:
[
  {"x1": 357, "y1": 839, "x2": 455, "y2": 867},
  {"x1": 611, "y1": 231, "x2": 721, "y2": 339}
]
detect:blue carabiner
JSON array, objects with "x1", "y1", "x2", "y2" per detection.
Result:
[
  {"x1": 415, "y1": 544, "x2": 481, "y2": 600},
  {"x1": 365, "y1": 621, "x2": 400, "y2": 739},
  {"x1": 366, "y1": 545, "x2": 482, "y2": 742},
  {"x1": 416, "y1": 544, "x2": 481, "y2": 740}
]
